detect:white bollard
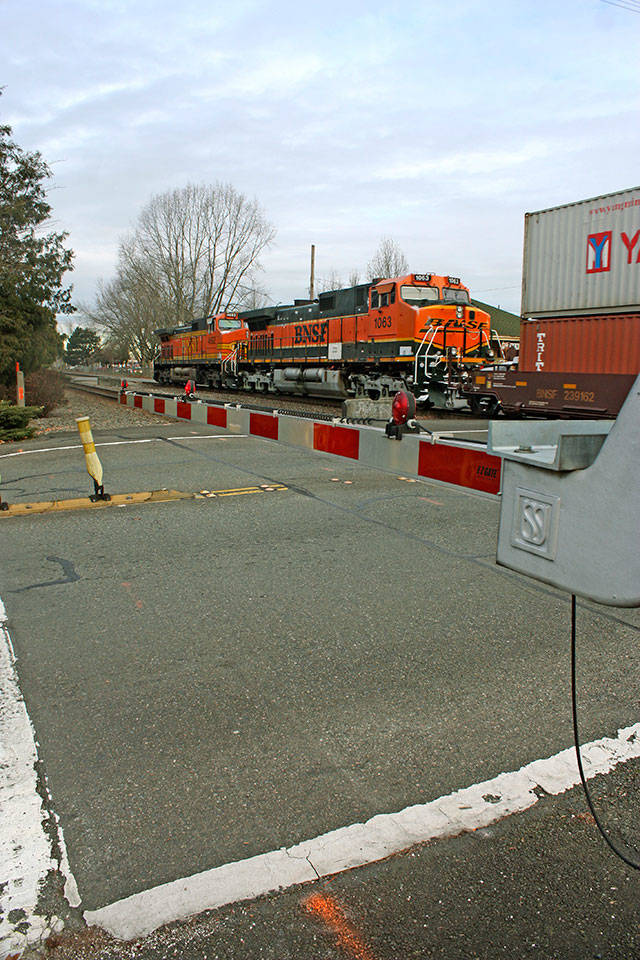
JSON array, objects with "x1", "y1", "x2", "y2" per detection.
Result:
[{"x1": 76, "y1": 416, "x2": 110, "y2": 501}]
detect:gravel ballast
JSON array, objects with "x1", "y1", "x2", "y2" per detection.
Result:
[{"x1": 23, "y1": 390, "x2": 171, "y2": 439}]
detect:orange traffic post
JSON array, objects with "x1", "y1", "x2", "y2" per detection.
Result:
[{"x1": 15, "y1": 362, "x2": 25, "y2": 407}]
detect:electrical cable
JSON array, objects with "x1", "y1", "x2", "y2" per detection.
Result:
[
  {"x1": 599, "y1": 0, "x2": 640, "y2": 12},
  {"x1": 571, "y1": 594, "x2": 640, "y2": 870},
  {"x1": 408, "y1": 420, "x2": 434, "y2": 438}
]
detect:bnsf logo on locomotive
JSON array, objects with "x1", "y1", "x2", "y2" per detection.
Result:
[{"x1": 294, "y1": 321, "x2": 328, "y2": 345}]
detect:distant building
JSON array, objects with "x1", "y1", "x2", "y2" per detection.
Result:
[
  {"x1": 471, "y1": 299, "x2": 520, "y2": 358},
  {"x1": 471, "y1": 299, "x2": 521, "y2": 336}
]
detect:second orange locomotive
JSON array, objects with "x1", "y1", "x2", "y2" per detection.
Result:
[{"x1": 154, "y1": 273, "x2": 499, "y2": 408}]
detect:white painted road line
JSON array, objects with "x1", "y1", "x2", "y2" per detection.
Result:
[
  {"x1": 166, "y1": 435, "x2": 248, "y2": 441},
  {"x1": 0, "y1": 435, "x2": 248, "y2": 459},
  {"x1": 85, "y1": 721, "x2": 640, "y2": 943},
  {"x1": 0, "y1": 598, "x2": 79, "y2": 958}
]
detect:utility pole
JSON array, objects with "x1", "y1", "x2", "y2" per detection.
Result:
[{"x1": 309, "y1": 244, "x2": 316, "y2": 300}]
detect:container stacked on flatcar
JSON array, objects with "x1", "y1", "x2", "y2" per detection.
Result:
[
  {"x1": 154, "y1": 273, "x2": 497, "y2": 408},
  {"x1": 464, "y1": 186, "x2": 640, "y2": 417}
]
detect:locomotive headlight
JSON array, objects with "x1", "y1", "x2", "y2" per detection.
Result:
[
  {"x1": 450, "y1": 346, "x2": 458, "y2": 357},
  {"x1": 456, "y1": 306, "x2": 464, "y2": 318}
]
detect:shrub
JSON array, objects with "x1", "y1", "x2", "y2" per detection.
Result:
[
  {"x1": 0, "y1": 402, "x2": 43, "y2": 442},
  {"x1": 24, "y1": 368, "x2": 67, "y2": 416}
]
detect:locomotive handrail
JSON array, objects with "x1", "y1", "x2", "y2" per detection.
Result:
[
  {"x1": 456, "y1": 327, "x2": 494, "y2": 364},
  {"x1": 413, "y1": 325, "x2": 440, "y2": 383},
  {"x1": 221, "y1": 347, "x2": 239, "y2": 375},
  {"x1": 478, "y1": 327, "x2": 496, "y2": 359},
  {"x1": 487, "y1": 327, "x2": 503, "y2": 358}
]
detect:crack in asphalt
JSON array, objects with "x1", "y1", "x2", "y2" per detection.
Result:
[
  {"x1": 10, "y1": 556, "x2": 81, "y2": 593},
  {"x1": 284, "y1": 848, "x2": 321, "y2": 880}
]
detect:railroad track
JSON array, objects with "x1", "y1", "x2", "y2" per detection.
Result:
[
  {"x1": 64, "y1": 378, "x2": 122, "y2": 400},
  {"x1": 64, "y1": 375, "x2": 344, "y2": 421},
  {"x1": 63, "y1": 373, "x2": 479, "y2": 425}
]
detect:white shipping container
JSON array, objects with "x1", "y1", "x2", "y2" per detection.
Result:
[{"x1": 521, "y1": 186, "x2": 640, "y2": 318}]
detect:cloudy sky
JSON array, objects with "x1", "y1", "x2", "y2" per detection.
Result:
[{"x1": 2, "y1": 0, "x2": 639, "y2": 327}]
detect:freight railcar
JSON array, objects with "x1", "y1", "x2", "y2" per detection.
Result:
[
  {"x1": 463, "y1": 187, "x2": 640, "y2": 418},
  {"x1": 153, "y1": 273, "x2": 499, "y2": 408},
  {"x1": 463, "y1": 313, "x2": 640, "y2": 418}
]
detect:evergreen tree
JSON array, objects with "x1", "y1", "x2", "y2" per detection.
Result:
[
  {"x1": 65, "y1": 326, "x2": 101, "y2": 366},
  {"x1": 0, "y1": 102, "x2": 74, "y2": 386}
]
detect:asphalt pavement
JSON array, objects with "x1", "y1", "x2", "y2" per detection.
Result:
[{"x1": 1, "y1": 417, "x2": 639, "y2": 959}]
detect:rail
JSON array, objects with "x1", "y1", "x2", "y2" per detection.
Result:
[
  {"x1": 63, "y1": 373, "x2": 487, "y2": 428},
  {"x1": 63, "y1": 374, "x2": 342, "y2": 421},
  {"x1": 64, "y1": 378, "x2": 120, "y2": 400}
]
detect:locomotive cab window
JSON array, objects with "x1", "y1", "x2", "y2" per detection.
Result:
[
  {"x1": 218, "y1": 318, "x2": 243, "y2": 331},
  {"x1": 371, "y1": 291, "x2": 380, "y2": 308},
  {"x1": 441, "y1": 288, "x2": 470, "y2": 304},
  {"x1": 400, "y1": 285, "x2": 439, "y2": 306}
]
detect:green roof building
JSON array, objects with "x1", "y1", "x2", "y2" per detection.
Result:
[{"x1": 471, "y1": 299, "x2": 521, "y2": 338}]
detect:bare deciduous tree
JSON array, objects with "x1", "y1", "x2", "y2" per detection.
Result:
[
  {"x1": 132, "y1": 183, "x2": 275, "y2": 322},
  {"x1": 85, "y1": 182, "x2": 275, "y2": 363},
  {"x1": 84, "y1": 246, "x2": 167, "y2": 367},
  {"x1": 366, "y1": 238, "x2": 409, "y2": 280},
  {"x1": 317, "y1": 268, "x2": 344, "y2": 293},
  {"x1": 232, "y1": 275, "x2": 272, "y2": 310}
]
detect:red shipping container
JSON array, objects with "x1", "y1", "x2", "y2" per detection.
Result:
[{"x1": 519, "y1": 314, "x2": 640, "y2": 375}]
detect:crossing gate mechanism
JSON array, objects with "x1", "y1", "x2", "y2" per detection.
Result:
[
  {"x1": 488, "y1": 373, "x2": 640, "y2": 868},
  {"x1": 489, "y1": 373, "x2": 639, "y2": 606}
]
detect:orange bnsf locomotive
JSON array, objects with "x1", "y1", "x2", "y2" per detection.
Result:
[{"x1": 153, "y1": 273, "x2": 500, "y2": 408}]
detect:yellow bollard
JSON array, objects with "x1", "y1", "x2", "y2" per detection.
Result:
[{"x1": 76, "y1": 416, "x2": 110, "y2": 501}]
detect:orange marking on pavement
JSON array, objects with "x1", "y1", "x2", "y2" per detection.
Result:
[
  {"x1": 121, "y1": 581, "x2": 143, "y2": 610},
  {"x1": 303, "y1": 893, "x2": 377, "y2": 960}
]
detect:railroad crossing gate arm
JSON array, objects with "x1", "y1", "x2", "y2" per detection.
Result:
[{"x1": 487, "y1": 373, "x2": 640, "y2": 608}]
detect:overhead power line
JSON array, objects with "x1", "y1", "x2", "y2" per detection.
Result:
[
  {"x1": 599, "y1": 0, "x2": 640, "y2": 13},
  {"x1": 474, "y1": 285, "x2": 520, "y2": 294}
]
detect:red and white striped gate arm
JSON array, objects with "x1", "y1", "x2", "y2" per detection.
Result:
[{"x1": 121, "y1": 392, "x2": 502, "y2": 497}]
